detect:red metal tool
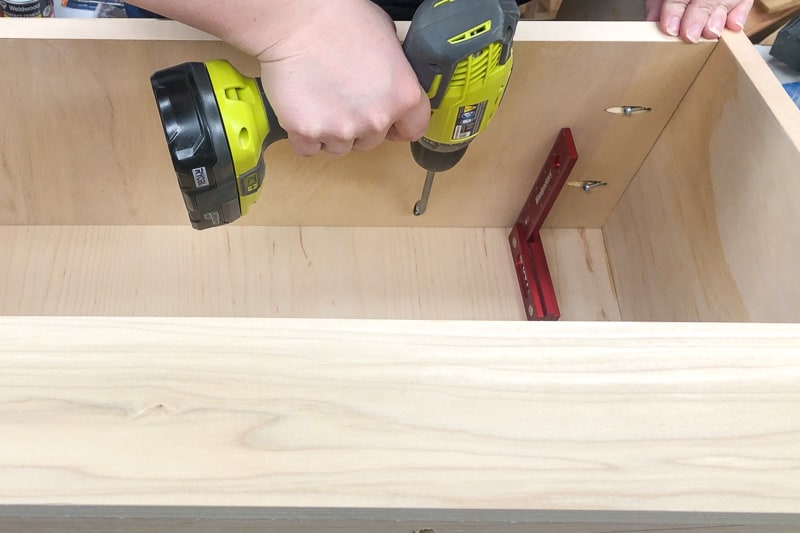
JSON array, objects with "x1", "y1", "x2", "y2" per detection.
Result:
[{"x1": 508, "y1": 128, "x2": 578, "y2": 320}]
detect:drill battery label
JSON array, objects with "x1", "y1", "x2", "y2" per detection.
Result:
[
  {"x1": 203, "y1": 211, "x2": 221, "y2": 226},
  {"x1": 452, "y1": 100, "x2": 487, "y2": 141},
  {"x1": 191, "y1": 167, "x2": 210, "y2": 188}
]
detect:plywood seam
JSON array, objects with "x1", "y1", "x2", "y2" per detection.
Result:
[
  {"x1": 599, "y1": 226, "x2": 622, "y2": 318},
  {"x1": 599, "y1": 41, "x2": 720, "y2": 228}
]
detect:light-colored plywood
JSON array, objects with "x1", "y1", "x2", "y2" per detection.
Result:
[
  {"x1": 0, "y1": 21, "x2": 712, "y2": 228},
  {"x1": 0, "y1": 18, "x2": 688, "y2": 42},
  {"x1": 0, "y1": 226, "x2": 614, "y2": 320},
  {"x1": 0, "y1": 317, "x2": 799, "y2": 511},
  {"x1": 0, "y1": 18, "x2": 217, "y2": 39},
  {"x1": 603, "y1": 31, "x2": 800, "y2": 322},
  {"x1": 541, "y1": 228, "x2": 621, "y2": 320}
]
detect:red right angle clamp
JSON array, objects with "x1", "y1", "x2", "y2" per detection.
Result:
[{"x1": 508, "y1": 128, "x2": 578, "y2": 320}]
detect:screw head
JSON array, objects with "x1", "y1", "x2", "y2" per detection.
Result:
[
  {"x1": 511, "y1": 236, "x2": 518, "y2": 248},
  {"x1": 527, "y1": 304, "x2": 534, "y2": 316}
]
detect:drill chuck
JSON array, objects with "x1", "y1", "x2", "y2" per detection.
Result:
[{"x1": 410, "y1": 138, "x2": 469, "y2": 173}]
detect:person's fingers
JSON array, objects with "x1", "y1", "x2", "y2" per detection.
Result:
[
  {"x1": 351, "y1": 108, "x2": 395, "y2": 151},
  {"x1": 702, "y1": 4, "x2": 728, "y2": 38},
  {"x1": 385, "y1": 87, "x2": 431, "y2": 142},
  {"x1": 658, "y1": 0, "x2": 689, "y2": 37},
  {"x1": 352, "y1": 131, "x2": 389, "y2": 152},
  {"x1": 727, "y1": 0, "x2": 753, "y2": 30},
  {"x1": 651, "y1": 0, "x2": 752, "y2": 40},
  {"x1": 644, "y1": 0, "x2": 663, "y2": 21},
  {"x1": 680, "y1": 0, "x2": 738, "y2": 42},
  {"x1": 320, "y1": 137, "x2": 356, "y2": 156},
  {"x1": 287, "y1": 132, "x2": 324, "y2": 157}
]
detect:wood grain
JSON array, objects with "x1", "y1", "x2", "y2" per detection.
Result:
[
  {"x1": 541, "y1": 228, "x2": 621, "y2": 320},
  {"x1": 0, "y1": 317, "x2": 799, "y2": 511},
  {"x1": 0, "y1": 226, "x2": 615, "y2": 320},
  {"x1": 603, "y1": 31, "x2": 800, "y2": 322},
  {"x1": 0, "y1": 21, "x2": 712, "y2": 228}
]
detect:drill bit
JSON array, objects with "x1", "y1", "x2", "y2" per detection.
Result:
[{"x1": 413, "y1": 170, "x2": 436, "y2": 216}]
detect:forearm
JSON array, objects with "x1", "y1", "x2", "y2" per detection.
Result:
[{"x1": 129, "y1": 0, "x2": 427, "y2": 157}]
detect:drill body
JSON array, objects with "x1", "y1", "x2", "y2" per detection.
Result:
[
  {"x1": 150, "y1": 0, "x2": 518, "y2": 229},
  {"x1": 405, "y1": 0, "x2": 518, "y2": 173}
]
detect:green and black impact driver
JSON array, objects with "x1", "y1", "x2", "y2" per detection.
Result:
[{"x1": 150, "y1": 0, "x2": 518, "y2": 229}]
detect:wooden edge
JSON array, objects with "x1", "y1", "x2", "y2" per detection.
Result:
[
  {"x1": 0, "y1": 18, "x2": 216, "y2": 40},
  {"x1": 0, "y1": 506, "x2": 798, "y2": 530},
  {"x1": 1, "y1": 317, "x2": 800, "y2": 511},
  {"x1": 722, "y1": 29, "x2": 800, "y2": 142},
  {"x1": 0, "y1": 18, "x2": 678, "y2": 43},
  {"x1": 4, "y1": 315, "x2": 800, "y2": 339}
]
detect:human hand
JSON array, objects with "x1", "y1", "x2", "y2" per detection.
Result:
[
  {"x1": 255, "y1": 0, "x2": 431, "y2": 156},
  {"x1": 645, "y1": 0, "x2": 754, "y2": 42}
]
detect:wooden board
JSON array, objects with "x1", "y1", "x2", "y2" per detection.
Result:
[
  {"x1": 0, "y1": 317, "x2": 799, "y2": 514},
  {"x1": 0, "y1": 20, "x2": 713, "y2": 229},
  {"x1": 756, "y1": 0, "x2": 800, "y2": 14},
  {"x1": 603, "y1": 31, "x2": 800, "y2": 323},
  {"x1": 0, "y1": 226, "x2": 617, "y2": 321}
]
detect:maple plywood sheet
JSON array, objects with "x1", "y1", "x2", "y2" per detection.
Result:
[
  {"x1": 604, "y1": 32, "x2": 800, "y2": 323},
  {"x1": 0, "y1": 226, "x2": 619, "y2": 321}
]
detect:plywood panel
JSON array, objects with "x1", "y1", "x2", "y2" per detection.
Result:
[
  {"x1": 0, "y1": 317, "x2": 799, "y2": 511},
  {"x1": 603, "y1": 31, "x2": 800, "y2": 322},
  {"x1": 0, "y1": 21, "x2": 712, "y2": 228},
  {"x1": 0, "y1": 226, "x2": 614, "y2": 320},
  {"x1": 541, "y1": 228, "x2": 621, "y2": 320}
]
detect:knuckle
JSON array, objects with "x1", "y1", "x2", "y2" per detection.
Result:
[
  {"x1": 690, "y1": 1, "x2": 717, "y2": 15},
  {"x1": 292, "y1": 123, "x2": 323, "y2": 141},
  {"x1": 293, "y1": 143, "x2": 320, "y2": 157},
  {"x1": 334, "y1": 123, "x2": 358, "y2": 142},
  {"x1": 395, "y1": 82, "x2": 423, "y2": 112},
  {"x1": 364, "y1": 109, "x2": 392, "y2": 134}
]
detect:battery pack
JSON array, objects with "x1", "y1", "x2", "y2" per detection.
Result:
[{"x1": 770, "y1": 16, "x2": 800, "y2": 72}]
